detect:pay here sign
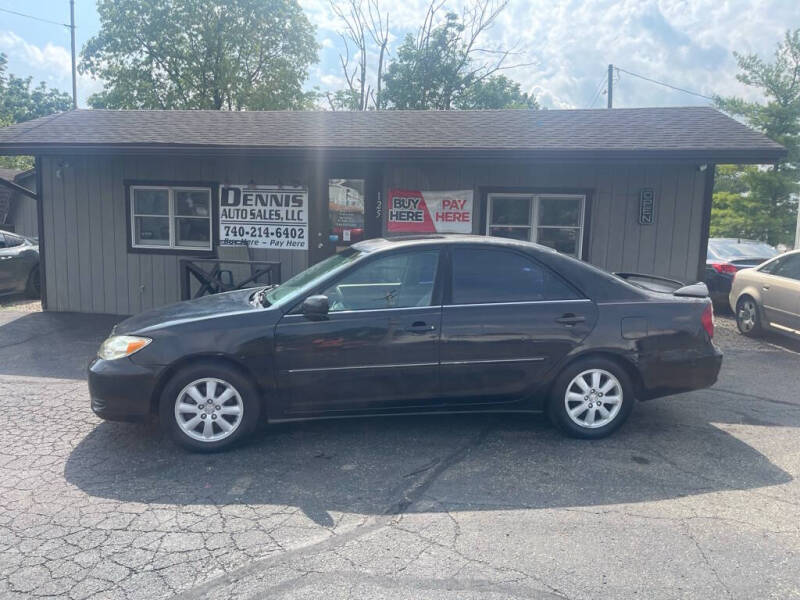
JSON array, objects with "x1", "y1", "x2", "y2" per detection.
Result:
[{"x1": 387, "y1": 189, "x2": 473, "y2": 234}]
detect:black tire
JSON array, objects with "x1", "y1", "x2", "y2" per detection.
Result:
[
  {"x1": 735, "y1": 296, "x2": 762, "y2": 337},
  {"x1": 548, "y1": 357, "x2": 634, "y2": 439},
  {"x1": 159, "y1": 361, "x2": 261, "y2": 452},
  {"x1": 25, "y1": 266, "x2": 41, "y2": 298}
]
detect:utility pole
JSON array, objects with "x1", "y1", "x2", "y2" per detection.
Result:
[
  {"x1": 607, "y1": 64, "x2": 613, "y2": 109},
  {"x1": 69, "y1": 0, "x2": 77, "y2": 109}
]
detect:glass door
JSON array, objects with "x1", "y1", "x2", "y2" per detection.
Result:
[{"x1": 328, "y1": 178, "x2": 366, "y2": 252}]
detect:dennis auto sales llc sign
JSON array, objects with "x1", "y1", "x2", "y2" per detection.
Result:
[
  {"x1": 219, "y1": 186, "x2": 307, "y2": 250},
  {"x1": 387, "y1": 189, "x2": 473, "y2": 233}
]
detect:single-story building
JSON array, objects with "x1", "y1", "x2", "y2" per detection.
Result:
[
  {"x1": 0, "y1": 106, "x2": 785, "y2": 314},
  {"x1": 0, "y1": 167, "x2": 38, "y2": 238}
]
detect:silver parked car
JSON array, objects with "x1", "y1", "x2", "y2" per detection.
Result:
[
  {"x1": 729, "y1": 249, "x2": 800, "y2": 337},
  {"x1": 0, "y1": 231, "x2": 40, "y2": 297}
]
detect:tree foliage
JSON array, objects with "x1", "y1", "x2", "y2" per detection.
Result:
[
  {"x1": 382, "y1": 2, "x2": 535, "y2": 110},
  {"x1": 327, "y1": 0, "x2": 536, "y2": 111},
  {"x1": 0, "y1": 53, "x2": 72, "y2": 169},
  {"x1": 713, "y1": 29, "x2": 800, "y2": 246},
  {"x1": 80, "y1": 0, "x2": 318, "y2": 110}
]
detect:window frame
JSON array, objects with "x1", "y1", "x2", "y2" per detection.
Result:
[
  {"x1": 286, "y1": 246, "x2": 447, "y2": 316},
  {"x1": 444, "y1": 244, "x2": 585, "y2": 306},
  {"x1": 125, "y1": 180, "x2": 218, "y2": 256},
  {"x1": 484, "y1": 191, "x2": 588, "y2": 259},
  {"x1": 763, "y1": 252, "x2": 800, "y2": 281}
]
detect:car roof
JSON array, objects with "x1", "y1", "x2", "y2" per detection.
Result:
[
  {"x1": 708, "y1": 238, "x2": 773, "y2": 245},
  {"x1": 352, "y1": 234, "x2": 558, "y2": 254}
]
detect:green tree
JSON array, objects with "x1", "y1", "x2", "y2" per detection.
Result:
[
  {"x1": 713, "y1": 29, "x2": 800, "y2": 246},
  {"x1": 381, "y1": 3, "x2": 535, "y2": 110},
  {"x1": 455, "y1": 74, "x2": 537, "y2": 110},
  {"x1": 0, "y1": 53, "x2": 72, "y2": 169},
  {"x1": 81, "y1": 0, "x2": 318, "y2": 110}
]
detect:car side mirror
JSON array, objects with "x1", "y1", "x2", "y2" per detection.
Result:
[{"x1": 301, "y1": 295, "x2": 329, "y2": 320}]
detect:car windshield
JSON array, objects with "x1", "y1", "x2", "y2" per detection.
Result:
[
  {"x1": 263, "y1": 248, "x2": 363, "y2": 308},
  {"x1": 709, "y1": 240, "x2": 777, "y2": 260}
]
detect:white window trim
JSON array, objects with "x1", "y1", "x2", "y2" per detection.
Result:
[
  {"x1": 486, "y1": 192, "x2": 586, "y2": 258},
  {"x1": 130, "y1": 185, "x2": 213, "y2": 251}
]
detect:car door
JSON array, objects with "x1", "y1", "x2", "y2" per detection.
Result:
[
  {"x1": 761, "y1": 254, "x2": 800, "y2": 333},
  {"x1": 0, "y1": 233, "x2": 18, "y2": 293},
  {"x1": 0, "y1": 232, "x2": 35, "y2": 293},
  {"x1": 439, "y1": 245, "x2": 597, "y2": 405},
  {"x1": 274, "y1": 247, "x2": 443, "y2": 415}
]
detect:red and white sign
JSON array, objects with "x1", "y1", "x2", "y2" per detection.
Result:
[{"x1": 387, "y1": 189, "x2": 473, "y2": 233}]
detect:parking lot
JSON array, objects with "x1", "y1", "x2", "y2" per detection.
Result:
[{"x1": 1, "y1": 309, "x2": 799, "y2": 599}]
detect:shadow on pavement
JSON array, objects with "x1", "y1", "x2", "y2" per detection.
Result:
[
  {"x1": 0, "y1": 311, "x2": 124, "y2": 379},
  {"x1": 65, "y1": 399, "x2": 795, "y2": 526}
]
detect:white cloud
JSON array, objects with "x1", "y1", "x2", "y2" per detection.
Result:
[
  {"x1": 4, "y1": 0, "x2": 796, "y2": 110},
  {"x1": 305, "y1": 0, "x2": 798, "y2": 109},
  {"x1": 0, "y1": 30, "x2": 103, "y2": 106}
]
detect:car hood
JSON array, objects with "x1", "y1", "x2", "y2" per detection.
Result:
[{"x1": 113, "y1": 289, "x2": 260, "y2": 335}]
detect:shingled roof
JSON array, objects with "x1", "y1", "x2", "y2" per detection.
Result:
[{"x1": 0, "y1": 106, "x2": 785, "y2": 163}]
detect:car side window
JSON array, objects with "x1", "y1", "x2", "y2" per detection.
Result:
[
  {"x1": 0, "y1": 233, "x2": 5, "y2": 249},
  {"x1": 772, "y1": 255, "x2": 800, "y2": 281},
  {"x1": 451, "y1": 247, "x2": 580, "y2": 304},
  {"x1": 2, "y1": 233, "x2": 23, "y2": 248},
  {"x1": 322, "y1": 250, "x2": 439, "y2": 312}
]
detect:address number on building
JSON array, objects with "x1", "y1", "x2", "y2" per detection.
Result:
[{"x1": 219, "y1": 185, "x2": 308, "y2": 250}]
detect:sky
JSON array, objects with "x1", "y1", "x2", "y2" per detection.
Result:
[{"x1": 0, "y1": 0, "x2": 797, "y2": 110}]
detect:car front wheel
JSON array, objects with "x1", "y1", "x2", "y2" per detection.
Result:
[
  {"x1": 159, "y1": 362, "x2": 261, "y2": 452},
  {"x1": 549, "y1": 358, "x2": 634, "y2": 439}
]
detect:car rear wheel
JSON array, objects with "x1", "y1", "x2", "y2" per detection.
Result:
[
  {"x1": 549, "y1": 358, "x2": 634, "y2": 439},
  {"x1": 159, "y1": 362, "x2": 261, "y2": 452},
  {"x1": 736, "y1": 297, "x2": 761, "y2": 337}
]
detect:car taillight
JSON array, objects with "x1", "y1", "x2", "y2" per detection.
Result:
[
  {"x1": 710, "y1": 262, "x2": 738, "y2": 274},
  {"x1": 701, "y1": 303, "x2": 714, "y2": 338}
]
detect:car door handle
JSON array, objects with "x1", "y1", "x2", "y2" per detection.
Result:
[
  {"x1": 405, "y1": 321, "x2": 436, "y2": 333},
  {"x1": 762, "y1": 285, "x2": 770, "y2": 291},
  {"x1": 555, "y1": 313, "x2": 586, "y2": 325}
]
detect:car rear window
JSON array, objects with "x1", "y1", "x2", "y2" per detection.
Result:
[
  {"x1": 451, "y1": 247, "x2": 580, "y2": 304},
  {"x1": 708, "y1": 240, "x2": 777, "y2": 260}
]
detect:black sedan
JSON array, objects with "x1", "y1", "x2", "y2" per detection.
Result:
[
  {"x1": 0, "y1": 231, "x2": 39, "y2": 297},
  {"x1": 89, "y1": 235, "x2": 722, "y2": 451}
]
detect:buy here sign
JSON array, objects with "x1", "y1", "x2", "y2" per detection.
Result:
[{"x1": 387, "y1": 189, "x2": 473, "y2": 233}]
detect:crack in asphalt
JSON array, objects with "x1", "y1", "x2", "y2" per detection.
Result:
[{"x1": 173, "y1": 423, "x2": 497, "y2": 600}]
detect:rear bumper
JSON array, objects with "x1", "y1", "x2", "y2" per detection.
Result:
[
  {"x1": 88, "y1": 357, "x2": 161, "y2": 421},
  {"x1": 638, "y1": 345, "x2": 723, "y2": 400}
]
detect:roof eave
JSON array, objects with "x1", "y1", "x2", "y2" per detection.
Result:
[{"x1": 0, "y1": 143, "x2": 787, "y2": 164}]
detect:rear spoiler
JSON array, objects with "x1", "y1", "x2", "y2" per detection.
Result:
[
  {"x1": 614, "y1": 272, "x2": 709, "y2": 298},
  {"x1": 672, "y1": 282, "x2": 709, "y2": 298}
]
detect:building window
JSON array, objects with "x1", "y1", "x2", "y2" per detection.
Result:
[
  {"x1": 487, "y1": 193, "x2": 585, "y2": 258},
  {"x1": 130, "y1": 186, "x2": 212, "y2": 251}
]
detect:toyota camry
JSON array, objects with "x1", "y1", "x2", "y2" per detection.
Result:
[{"x1": 89, "y1": 235, "x2": 722, "y2": 451}]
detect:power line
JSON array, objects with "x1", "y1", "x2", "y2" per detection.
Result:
[
  {"x1": 588, "y1": 75, "x2": 607, "y2": 109},
  {"x1": 614, "y1": 66, "x2": 715, "y2": 101},
  {"x1": 0, "y1": 6, "x2": 71, "y2": 28}
]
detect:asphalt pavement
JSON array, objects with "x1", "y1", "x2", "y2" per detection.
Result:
[{"x1": 0, "y1": 310, "x2": 798, "y2": 599}]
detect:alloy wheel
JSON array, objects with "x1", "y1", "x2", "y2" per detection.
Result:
[
  {"x1": 738, "y1": 300, "x2": 757, "y2": 333},
  {"x1": 564, "y1": 369, "x2": 623, "y2": 429},
  {"x1": 174, "y1": 378, "x2": 244, "y2": 442}
]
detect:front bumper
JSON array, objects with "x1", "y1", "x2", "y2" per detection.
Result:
[
  {"x1": 88, "y1": 357, "x2": 161, "y2": 421},
  {"x1": 638, "y1": 345, "x2": 723, "y2": 400}
]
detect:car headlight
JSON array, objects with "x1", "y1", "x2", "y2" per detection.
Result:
[{"x1": 98, "y1": 335, "x2": 152, "y2": 360}]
